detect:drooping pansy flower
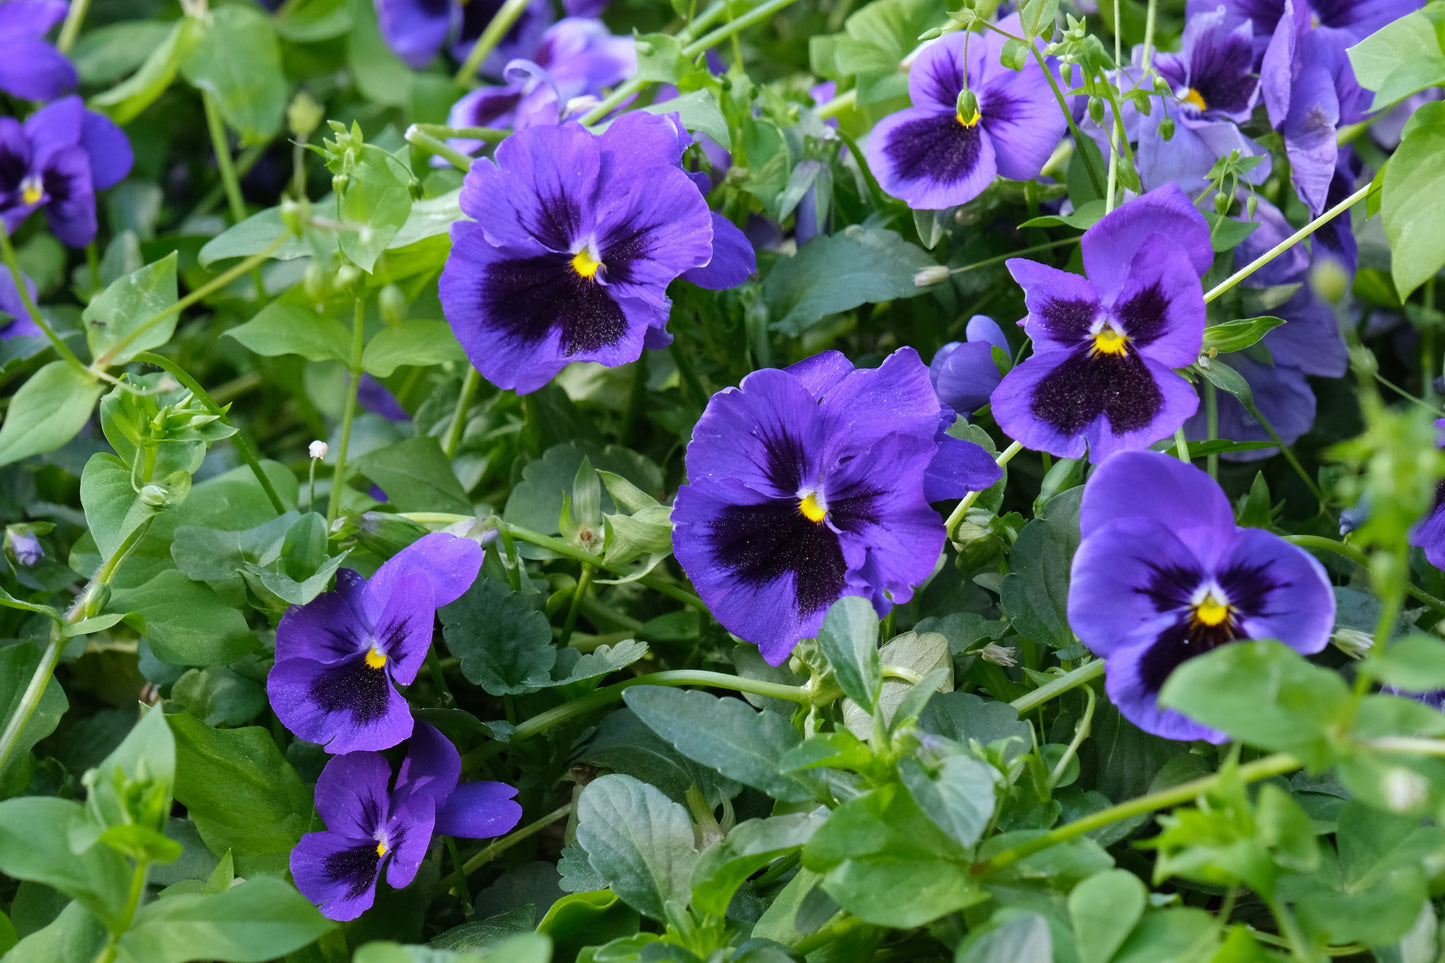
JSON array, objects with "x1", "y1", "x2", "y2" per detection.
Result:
[
  {"x1": 929, "y1": 315, "x2": 1010, "y2": 418},
  {"x1": 864, "y1": 13, "x2": 1066, "y2": 210},
  {"x1": 990, "y1": 184, "x2": 1214, "y2": 461},
  {"x1": 267, "y1": 533, "x2": 485, "y2": 753},
  {"x1": 0, "y1": 96, "x2": 132, "y2": 248},
  {"x1": 373, "y1": 0, "x2": 551, "y2": 76},
  {"x1": 672, "y1": 347, "x2": 1002, "y2": 665},
  {"x1": 1069, "y1": 450, "x2": 1335, "y2": 741},
  {"x1": 291, "y1": 723, "x2": 522, "y2": 921},
  {"x1": 439, "y1": 111, "x2": 754, "y2": 394},
  {"x1": 0, "y1": 0, "x2": 77, "y2": 101}
]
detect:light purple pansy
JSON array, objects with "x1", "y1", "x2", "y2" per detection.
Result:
[
  {"x1": 267, "y1": 533, "x2": 485, "y2": 753},
  {"x1": 439, "y1": 112, "x2": 754, "y2": 394},
  {"x1": 0, "y1": 0, "x2": 77, "y2": 101},
  {"x1": 291, "y1": 723, "x2": 521, "y2": 921},
  {"x1": 672, "y1": 347, "x2": 1001, "y2": 665},
  {"x1": 990, "y1": 184, "x2": 1213, "y2": 461},
  {"x1": 930, "y1": 316, "x2": 1010, "y2": 417},
  {"x1": 373, "y1": 0, "x2": 551, "y2": 76},
  {"x1": 864, "y1": 13, "x2": 1067, "y2": 210},
  {"x1": 1069, "y1": 450, "x2": 1334, "y2": 741},
  {"x1": 0, "y1": 96, "x2": 133, "y2": 248}
]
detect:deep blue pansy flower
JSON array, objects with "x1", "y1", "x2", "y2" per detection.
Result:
[
  {"x1": 267, "y1": 533, "x2": 485, "y2": 753},
  {"x1": 672, "y1": 347, "x2": 1002, "y2": 665},
  {"x1": 373, "y1": 0, "x2": 551, "y2": 76},
  {"x1": 1069, "y1": 450, "x2": 1335, "y2": 741},
  {"x1": 930, "y1": 315, "x2": 1010, "y2": 418},
  {"x1": 990, "y1": 184, "x2": 1214, "y2": 461},
  {"x1": 0, "y1": 96, "x2": 132, "y2": 248},
  {"x1": 0, "y1": 270, "x2": 41, "y2": 339},
  {"x1": 291, "y1": 723, "x2": 522, "y2": 921},
  {"x1": 864, "y1": 13, "x2": 1066, "y2": 210},
  {"x1": 0, "y1": 0, "x2": 77, "y2": 101},
  {"x1": 440, "y1": 112, "x2": 754, "y2": 394}
]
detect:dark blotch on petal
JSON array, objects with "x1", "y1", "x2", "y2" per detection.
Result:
[
  {"x1": 1137, "y1": 615, "x2": 1238, "y2": 695},
  {"x1": 480, "y1": 253, "x2": 628, "y2": 355},
  {"x1": 883, "y1": 113, "x2": 984, "y2": 189},
  {"x1": 1140, "y1": 563, "x2": 1202, "y2": 613},
  {"x1": 1037, "y1": 296, "x2": 1100, "y2": 342},
  {"x1": 712, "y1": 500, "x2": 846, "y2": 617},
  {"x1": 1113, "y1": 282, "x2": 1170, "y2": 345},
  {"x1": 1215, "y1": 561, "x2": 1279, "y2": 619},
  {"x1": 1030, "y1": 349, "x2": 1163, "y2": 436},
  {"x1": 322, "y1": 844, "x2": 382, "y2": 902},
  {"x1": 309, "y1": 660, "x2": 394, "y2": 724}
]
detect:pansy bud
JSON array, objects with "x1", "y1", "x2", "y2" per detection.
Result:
[
  {"x1": 303, "y1": 262, "x2": 329, "y2": 302},
  {"x1": 1087, "y1": 96, "x2": 1104, "y2": 124},
  {"x1": 1158, "y1": 116, "x2": 1175, "y2": 141},
  {"x1": 288, "y1": 91, "x2": 325, "y2": 140},
  {"x1": 378, "y1": 284, "x2": 408, "y2": 325},
  {"x1": 955, "y1": 88, "x2": 981, "y2": 125},
  {"x1": 914, "y1": 265, "x2": 952, "y2": 287}
]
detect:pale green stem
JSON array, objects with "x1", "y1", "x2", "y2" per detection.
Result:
[
  {"x1": 1009, "y1": 658, "x2": 1105, "y2": 715},
  {"x1": 444, "y1": 367, "x2": 480, "y2": 458},
  {"x1": 1172, "y1": 427, "x2": 1191, "y2": 463},
  {"x1": 326, "y1": 298, "x2": 366, "y2": 526},
  {"x1": 404, "y1": 126, "x2": 473, "y2": 172},
  {"x1": 202, "y1": 90, "x2": 264, "y2": 300},
  {"x1": 1204, "y1": 183, "x2": 1371, "y2": 304},
  {"x1": 1105, "y1": 0, "x2": 1122, "y2": 212},
  {"x1": 945, "y1": 441, "x2": 1024, "y2": 539},
  {"x1": 454, "y1": 0, "x2": 531, "y2": 84},
  {"x1": 57, "y1": 0, "x2": 91, "y2": 53},
  {"x1": 1140, "y1": 0, "x2": 1159, "y2": 72},
  {"x1": 459, "y1": 804, "x2": 572, "y2": 876},
  {"x1": 817, "y1": 89, "x2": 857, "y2": 119},
  {"x1": 1046, "y1": 685, "x2": 1095, "y2": 789},
  {"x1": 1205, "y1": 380, "x2": 1219, "y2": 480},
  {"x1": 560, "y1": 563, "x2": 595, "y2": 647},
  {"x1": 93, "y1": 859, "x2": 151, "y2": 962}
]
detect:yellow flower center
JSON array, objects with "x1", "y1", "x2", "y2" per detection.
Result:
[
  {"x1": 955, "y1": 108, "x2": 982, "y2": 128},
  {"x1": 571, "y1": 248, "x2": 603, "y2": 280},
  {"x1": 1183, "y1": 88, "x2": 1207, "y2": 112},
  {"x1": 375, "y1": 840, "x2": 389, "y2": 857},
  {"x1": 364, "y1": 646, "x2": 387, "y2": 670},
  {"x1": 799, "y1": 492, "x2": 827, "y2": 523},
  {"x1": 1191, "y1": 593, "x2": 1232, "y2": 628},
  {"x1": 20, "y1": 176, "x2": 43, "y2": 207},
  {"x1": 1089, "y1": 326, "x2": 1129, "y2": 357}
]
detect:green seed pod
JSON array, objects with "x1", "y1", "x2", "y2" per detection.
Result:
[{"x1": 378, "y1": 284, "x2": 408, "y2": 325}]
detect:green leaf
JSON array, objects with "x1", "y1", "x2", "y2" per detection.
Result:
[
  {"x1": 844, "y1": 631, "x2": 952, "y2": 738},
  {"x1": 1159, "y1": 639, "x2": 1353, "y2": 769},
  {"x1": 81, "y1": 452, "x2": 156, "y2": 561},
  {"x1": 344, "y1": 0, "x2": 412, "y2": 107},
  {"x1": 86, "y1": 253, "x2": 178, "y2": 367},
  {"x1": 575, "y1": 774, "x2": 699, "y2": 921},
  {"x1": 803, "y1": 782, "x2": 982, "y2": 928},
  {"x1": 624, "y1": 687, "x2": 825, "y2": 803},
  {"x1": 550, "y1": 639, "x2": 649, "y2": 686},
  {"x1": 0, "y1": 899, "x2": 108, "y2": 963},
  {"x1": 86, "y1": 709, "x2": 177, "y2": 859},
  {"x1": 918, "y1": 692, "x2": 1033, "y2": 765},
  {"x1": 1363, "y1": 633, "x2": 1445, "y2": 691},
  {"x1": 1348, "y1": 6, "x2": 1445, "y2": 110},
  {"x1": 116, "y1": 876, "x2": 331, "y2": 963},
  {"x1": 352, "y1": 436, "x2": 472, "y2": 515},
  {"x1": 361, "y1": 320, "x2": 466, "y2": 376},
  {"x1": 338, "y1": 149, "x2": 414, "y2": 273},
  {"x1": 537, "y1": 889, "x2": 640, "y2": 963},
  {"x1": 815, "y1": 596, "x2": 882, "y2": 713},
  {"x1": 167, "y1": 715, "x2": 313, "y2": 877},
  {"x1": 1018, "y1": 199, "x2": 1106, "y2": 231},
  {"x1": 0, "y1": 361, "x2": 104, "y2": 466},
  {"x1": 578, "y1": 709, "x2": 742, "y2": 806},
  {"x1": 0, "y1": 797, "x2": 132, "y2": 928},
  {"x1": 198, "y1": 207, "x2": 313, "y2": 266},
  {"x1": 0, "y1": 642, "x2": 68, "y2": 794},
  {"x1": 110, "y1": 570, "x2": 259, "y2": 665},
  {"x1": 1202, "y1": 316, "x2": 1286, "y2": 355},
  {"x1": 955, "y1": 911, "x2": 1053, "y2": 963},
  {"x1": 440, "y1": 577, "x2": 555, "y2": 694},
  {"x1": 89, "y1": 18, "x2": 199, "y2": 124},
  {"x1": 639, "y1": 90, "x2": 731, "y2": 151},
  {"x1": 1000, "y1": 486, "x2": 1082, "y2": 650},
  {"x1": 1383, "y1": 102, "x2": 1445, "y2": 299},
  {"x1": 168, "y1": 666, "x2": 268, "y2": 728},
  {"x1": 1068, "y1": 870, "x2": 1146, "y2": 963},
  {"x1": 73, "y1": 20, "x2": 178, "y2": 84},
  {"x1": 897, "y1": 755, "x2": 998, "y2": 850},
  {"x1": 179, "y1": 5, "x2": 287, "y2": 143},
  {"x1": 763, "y1": 225, "x2": 935, "y2": 335},
  {"x1": 225, "y1": 303, "x2": 351, "y2": 363},
  {"x1": 690, "y1": 814, "x2": 826, "y2": 917}
]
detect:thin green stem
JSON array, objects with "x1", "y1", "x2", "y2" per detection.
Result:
[
  {"x1": 404, "y1": 126, "x2": 473, "y2": 172},
  {"x1": 454, "y1": 0, "x2": 533, "y2": 84},
  {"x1": 56, "y1": 0, "x2": 91, "y2": 52},
  {"x1": 202, "y1": 91, "x2": 264, "y2": 300},
  {"x1": 0, "y1": 628, "x2": 64, "y2": 777},
  {"x1": 945, "y1": 441, "x2": 1023, "y2": 539},
  {"x1": 1205, "y1": 380, "x2": 1219, "y2": 479},
  {"x1": 0, "y1": 222, "x2": 88, "y2": 373},
  {"x1": 561, "y1": 563, "x2": 595, "y2": 647},
  {"x1": 1046, "y1": 685, "x2": 1095, "y2": 789},
  {"x1": 1172, "y1": 427, "x2": 1191, "y2": 464},
  {"x1": 951, "y1": 237, "x2": 1079, "y2": 275},
  {"x1": 96, "y1": 235, "x2": 289, "y2": 367},
  {"x1": 444, "y1": 367, "x2": 480, "y2": 458},
  {"x1": 1139, "y1": 0, "x2": 1159, "y2": 71},
  {"x1": 816, "y1": 89, "x2": 857, "y2": 119},
  {"x1": 136, "y1": 353, "x2": 286, "y2": 515},
  {"x1": 327, "y1": 298, "x2": 367, "y2": 526},
  {"x1": 1240, "y1": 397, "x2": 1327, "y2": 507},
  {"x1": 410, "y1": 123, "x2": 511, "y2": 144},
  {"x1": 459, "y1": 804, "x2": 572, "y2": 876},
  {"x1": 976, "y1": 752, "x2": 1301, "y2": 874},
  {"x1": 681, "y1": 0, "x2": 798, "y2": 60},
  {"x1": 1205, "y1": 183, "x2": 1370, "y2": 304},
  {"x1": 1009, "y1": 658, "x2": 1105, "y2": 715},
  {"x1": 94, "y1": 859, "x2": 151, "y2": 962}
]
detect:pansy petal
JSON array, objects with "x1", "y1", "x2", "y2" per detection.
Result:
[
  {"x1": 597, "y1": 109, "x2": 691, "y2": 169},
  {"x1": 867, "y1": 107, "x2": 997, "y2": 210},
  {"x1": 291, "y1": 832, "x2": 382, "y2": 921},
  {"x1": 367, "y1": 532, "x2": 485, "y2": 623},
  {"x1": 1006, "y1": 258, "x2": 1101, "y2": 349},
  {"x1": 1105, "y1": 641, "x2": 1228, "y2": 743},
  {"x1": 459, "y1": 122, "x2": 600, "y2": 251},
  {"x1": 923, "y1": 433, "x2": 1004, "y2": 501},
  {"x1": 990, "y1": 350, "x2": 1093, "y2": 460},
  {"x1": 23, "y1": 95, "x2": 82, "y2": 166},
  {"x1": 395, "y1": 721, "x2": 462, "y2": 807},
  {"x1": 978, "y1": 64, "x2": 1066, "y2": 182},
  {"x1": 80, "y1": 110, "x2": 132, "y2": 190},
  {"x1": 312, "y1": 752, "x2": 394, "y2": 840},
  {"x1": 1079, "y1": 449, "x2": 1236, "y2": 560},
  {"x1": 1082, "y1": 184, "x2": 1214, "y2": 299},
  {"x1": 785, "y1": 350, "x2": 853, "y2": 399},
  {"x1": 591, "y1": 164, "x2": 714, "y2": 290},
  {"x1": 817, "y1": 347, "x2": 944, "y2": 451},
  {"x1": 681, "y1": 212, "x2": 755, "y2": 290},
  {"x1": 0, "y1": 38, "x2": 77, "y2": 101},
  {"x1": 40, "y1": 145, "x2": 97, "y2": 248},
  {"x1": 373, "y1": 0, "x2": 451, "y2": 68},
  {"x1": 365, "y1": 572, "x2": 435, "y2": 686},
  {"x1": 267, "y1": 657, "x2": 413, "y2": 753},
  {"x1": 1284, "y1": 65, "x2": 1339, "y2": 215},
  {"x1": 275, "y1": 569, "x2": 372, "y2": 664},
  {"x1": 907, "y1": 30, "x2": 972, "y2": 113},
  {"x1": 1221, "y1": 527, "x2": 1334, "y2": 653},
  {"x1": 1411, "y1": 504, "x2": 1445, "y2": 571},
  {"x1": 436, "y1": 781, "x2": 523, "y2": 838},
  {"x1": 1184, "y1": 354, "x2": 1316, "y2": 460},
  {"x1": 930, "y1": 341, "x2": 1003, "y2": 415},
  {"x1": 682, "y1": 367, "x2": 827, "y2": 498},
  {"x1": 1108, "y1": 233, "x2": 1206, "y2": 367},
  {"x1": 382, "y1": 798, "x2": 436, "y2": 890}
]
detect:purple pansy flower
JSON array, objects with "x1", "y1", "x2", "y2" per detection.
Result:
[
  {"x1": 0, "y1": 96, "x2": 132, "y2": 248},
  {"x1": 440, "y1": 112, "x2": 753, "y2": 394},
  {"x1": 0, "y1": 270, "x2": 42, "y2": 339},
  {"x1": 672, "y1": 347, "x2": 1002, "y2": 665},
  {"x1": 373, "y1": 0, "x2": 550, "y2": 76},
  {"x1": 930, "y1": 315, "x2": 1010, "y2": 417},
  {"x1": 267, "y1": 533, "x2": 485, "y2": 753},
  {"x1": 444, "y1": 17, "x2": 634, "y2": 145},
  {"x1": 1409, "y1": 419, "x2": 1445, "y2": 570},
  {"x1": 291, "y1": 723, "x2": 521, "y2": 921},
  {"x1": 0, "y1": 0, "x2": 77, "y2": 101},
  {"x1": 1069, "y1": 450, "x2": 1335, "y2": 741},
  {"x1": 990, "y1": 184, "x2": 1213, "y2": 461},
  {"x1": 865, "y1": 13, "x2": 1066, "y2": 210}
]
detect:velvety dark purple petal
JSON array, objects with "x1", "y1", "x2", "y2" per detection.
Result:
[
  {"x1": 274, "y1": 568, "x2": 372, "y2": 665},
  {"x1": 395, "y1": 721, "x2": 461, "y2": 808},
  {"x1": 1087, "y1": 357, "x2": 1199, "y2": 463},
  {"x1": 923, "y1": 434, "x2": 1003, "y2": 502},
  {"x1": 363, "y1": 572, "x2": 435, "y2": 686},
  {"x1": 816, "y1": 347, "x2": 944, "y2": 454},
  {"x1": 1082, "y1": 184, "x2": 1214, "y2": 299},
  {"x1": 907, "y1": 29, "x2": 972, "y2": 113},
  {"x1": 312, "y1": 751, "x2": 394, "y2": 841},
  {"x1": 1172, "y1": 9, "x2": 1259, "y2": 121},
  {"x1": 590, "y1": 165, "x2": 714, "y2": 291},
  {"x1": 1070, "y1": 515, "x2": 1202, "y2": 657},
  {"x1": 40, "y1": 145, "x2": 97, "y2": 248},
  {"x1": 366, "y1": 532, "x2": 485, "y2": 625},
  {"x1": 1222, "y1": 527, "x2": 1334, "y2": 652},
  {"x1": 446, "y1": 87, "x2": 525, "y2": 151},
  {"x1": 866, "y1": 107, "x2": 997, "y2": 210},
  {"x1": 563, "y1": 0, "x2": 609, "y2": 17},
  {"x1": 0, "y1": 38, "x2": 77, "y2": 101},
  {"x1": 680, "y1": 212, "x2": 755, "y2": 290},
  {"x1": 682, "y1": 367, "x2": 827, "y2": 498},
  {"x1": 291, "y1": 831, "x2": 382, "y2": 921},
  {"x1": 990, "y1": 351, "x2": 1093, "y2": 459},
  {"x1": 1107, "y1": 233, "x2": 1206, "y2": 367},
  {"x1": 435, "y1": 781, "x2": 523, "y2": 838},
  {"x1": 1104, "y1": 640, "x2": 1228, "y2": 743},
  {"x1": 1079, "y1": 449, "x2": 1236, "y2": 563},
  {"x1": 459, "y1": 122, "x2": 600, "y2": 251},
  {"x1": 1006, "y1": 258, "x2": 1100, "y2": 350},
  {"x1": 79, "y1": 110, "x2": 131, "y2": 190},
  {"x1": 267, "y1": 656, "x2": 414, "y2": 753}
]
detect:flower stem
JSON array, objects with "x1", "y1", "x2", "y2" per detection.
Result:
[
  {"x1": 444, "y1": 367, "x2": 479, "y2": 459},
  {"x1": 945, "y1": 441, "x2": 1024, "y2": 539},
  {"x1": 56, "y1": 0, "x2": 91, "y2": 53},
  {"x1": 404, "y1": 126, "x2": 474, "y2": 173},
  {"x1": 453, "y1": 0, "x2": 532, "y2": 85},
  {"x1": 1172, "y1": 427, "x2": 1191, "y2": 464},
  {"x1": 202, "y1": 90, "x2": 265, "y2": 301},
  {"x1": 1008, "y1": 658, "x2": 1105, "y2": 715},
  {"x1": 561, "y1": 563, "x2": 595, "y2": 647},
  {"x1": 1204, "y1": 182, "x2": 1370, "y2": 305},
  {"x1": 458, "y1": 803, "x2": 572, "y2": 877},
  {"x1": 327, "y1": 298, "x2": 367, "y2": 526}
]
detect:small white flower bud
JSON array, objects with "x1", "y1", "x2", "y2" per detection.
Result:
[
  {"x1": 914, "y1": 266, "x2": 952, "y2": 287},
  {"x1": 979, "y1": 643, "x2": 1017, "y2": 667},
  {"x1": 1384, "y1": 766, "x2": 1429, "y2": 812},
  {"x1": 309, "y1": 440, "x2": 329, "y2": 460},
  {"x1": 1330, "y1": 627, "x2": 1373, "y2": 660}
]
